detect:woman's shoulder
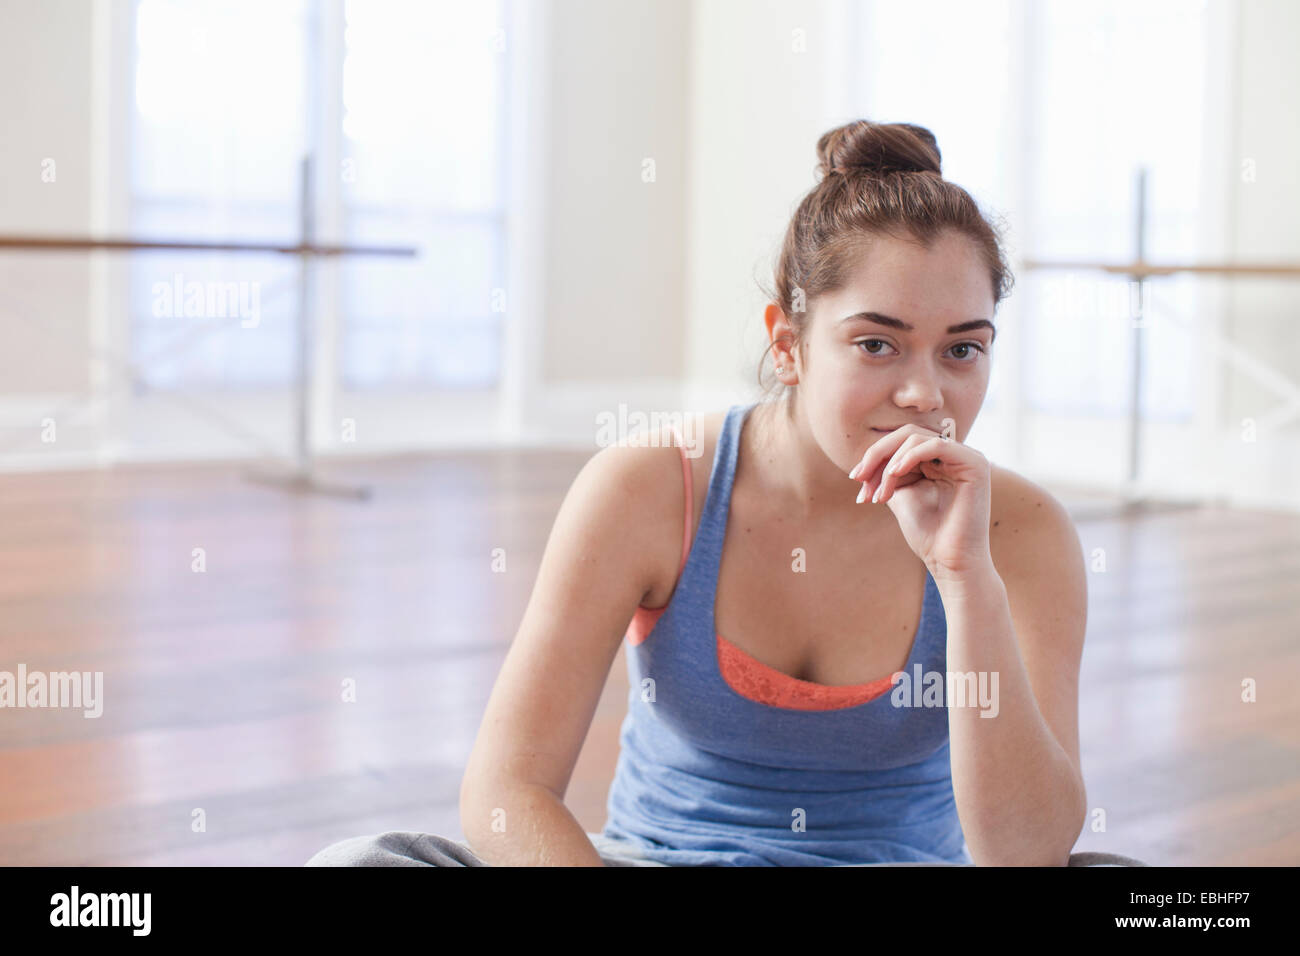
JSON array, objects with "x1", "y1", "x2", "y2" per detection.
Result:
[
  {"x1": 988, "y1": 463, "x2": 1081, "y2": 570},
  {"x1": 613, "y1": 408, "x2": 729, "y2": 609}
]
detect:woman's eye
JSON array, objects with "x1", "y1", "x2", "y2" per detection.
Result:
[
  {"x1": 855, "y1": 338, "x2": 894, "y2": 356},
  {"x1": 854, "y1": 339, "x2": 987, "y2": 360},
  {"x1": 950, "y1": 342, "x2": 987, "y2": 361}
]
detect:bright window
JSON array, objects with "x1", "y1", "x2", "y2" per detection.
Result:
[
  {"x1": 856, "y1": 0, "x2": 1207, "y2": 422},
  {"x1": 128, "y1": 0, "x2": 509, "y2": 392}
]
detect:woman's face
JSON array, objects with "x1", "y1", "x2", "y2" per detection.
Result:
[{"x1": 789, "y1": 229, "x2": 997, "y2": 474}]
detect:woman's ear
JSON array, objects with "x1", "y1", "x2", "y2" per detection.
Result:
[{"x1": 764, "y1": 303, "x2": 797, "y2": 371}]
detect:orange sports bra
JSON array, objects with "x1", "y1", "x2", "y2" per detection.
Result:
[{"x1": 625, "y1": 424, "x2": 894, "y2": 711}]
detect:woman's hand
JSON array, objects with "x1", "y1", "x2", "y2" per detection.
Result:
[{"x1": 847, "y1": 423, "x2": 993, "y2": 579}]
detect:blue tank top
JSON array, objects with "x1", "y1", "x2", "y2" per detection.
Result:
[{"x1": 601, "y1": 400, "x2": 973, "y2": 865}]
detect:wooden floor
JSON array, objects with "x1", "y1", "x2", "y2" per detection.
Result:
[{"x1": 0, "y1": 450, "x2": 1296, "y2": 866}]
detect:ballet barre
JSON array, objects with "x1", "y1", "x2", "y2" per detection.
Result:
[
  {"x1": 1020, "y1": 167, "x2": 1300, "y2": 517},
  {"x1": 0, "y1": 157, "x2": 419, "y2": 500}
]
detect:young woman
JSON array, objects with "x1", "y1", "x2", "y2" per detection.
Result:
[{"x1": 306, "y1": 120, "x2": 1144, "y2": 868}]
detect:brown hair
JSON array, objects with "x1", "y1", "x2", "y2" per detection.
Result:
[{"x1": 756, "y1": 119, "x2": 1014, "y2": 415}]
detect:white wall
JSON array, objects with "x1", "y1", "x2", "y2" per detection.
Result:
[
  {"x1": 682, "y1": 0, "x2": 851, "y2": 413},
  {"x1": 542, "y1": 0, "x2": 688, "y2": 386},
  {"x1": 520, "y1": 0, "x2": 693, "y2": 441},
  {"x1": 0, "y1": 0, "x2": 99, "y2": 465},
  {"x1": 1218, "y1": 0, "x2": 1300, "y2": 506}
]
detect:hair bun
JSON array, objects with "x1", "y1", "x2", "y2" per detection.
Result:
[{"x1": 816, "y1": 120, "x2": 943, "y2": 180}]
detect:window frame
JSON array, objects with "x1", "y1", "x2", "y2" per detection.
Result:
[{"x1": 101, "y1": 0, "x2": 543, "y2": 463}]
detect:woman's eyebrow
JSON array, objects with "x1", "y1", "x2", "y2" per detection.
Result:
[{"x1": 838, "y1": 311, "x2": 996, "y2": 341}]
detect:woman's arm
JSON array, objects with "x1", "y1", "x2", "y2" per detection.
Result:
[
  {"x1": 461, "y1": 780, "x2": 607, "y2": 866},
  {"x1": 459, "y1": 434, "x2": 681, "y2": 866},
  {"x1": 855, "y1": 429, "x2": 1088, "y2": 866},
  {"x1": 936, "y1": 485, "x2": 1087, "y2": 866}
]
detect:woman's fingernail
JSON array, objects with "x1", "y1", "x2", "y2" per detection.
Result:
[
  {"x1": 856, "y1": 483, "x2": 868, "y2": 504},
  {"x1": 872, "y1": 484, "x2": 882, "y2": 504},
  {"x1": 849, "y1": 463, "x2": 862, "y2": 479}
]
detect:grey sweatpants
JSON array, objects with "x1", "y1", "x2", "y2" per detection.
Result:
[
  {"x1": 304, "y1": 831, "x2": 670, "y2": 866},
  {"x1": 303, "y1": 831, "x2": 1147, "y2": 867}
]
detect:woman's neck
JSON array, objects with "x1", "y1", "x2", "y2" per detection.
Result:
[{"x1": 746, "y1": 397, "x2": 896, "y2": 528}]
